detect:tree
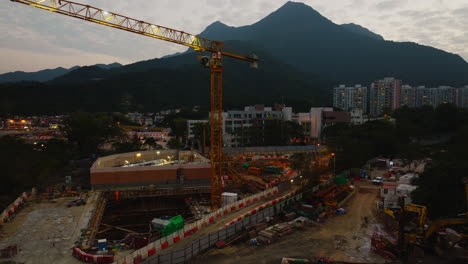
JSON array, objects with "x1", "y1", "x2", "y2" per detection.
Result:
[
  {"x1": 167, "y1": 137, "x2": 184, "y2": 149},
  {"x1": 113, "y1": 135, "x2": 142, "y2": 153},
  {"x1": 169, "y1": 117, "x2": 187, "y2": 145},
  {"x1": 411, "y1": 125, "x2": 468, "y2": 219},
  {"x1": 0, "y1": 136, "x2": 62, "y2": 208},
  {"x1": 143, "y1": 137, "x2": 158, "y2": 149},
  {"x1": 191, "y1": 122, "x2": 209, "y2": 152},
  {"x1": 63, "y1": 112, "x2": 122, "y2": 156}
]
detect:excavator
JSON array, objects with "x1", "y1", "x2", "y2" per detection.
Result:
[
  {"x1": 374, "y1": 179, "x2": 468, "y2": 260},
  {"x1": 399, "y1": 178, "x2": 468, "y2": 257}
]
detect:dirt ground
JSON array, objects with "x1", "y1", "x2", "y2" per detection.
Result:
[
  {"x1": 0, "y1": 193, "x2": 98, "y2": 264},
  {"x1": 198, "y1": 184, "x2": 387, "y2": 264}
]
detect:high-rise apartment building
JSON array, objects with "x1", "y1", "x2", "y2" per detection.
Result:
[
  {"x1": 333, "y1": 84, "x2": 368, "y2": 113},
  {"x1": 456, "y1": 86, "x2": 468, "y2": 108},
  {"x1": 401, "y1": 85, "x2": 458, "y2": 108},
  {"x1": 369, "y1": 77, "x2": 402, "y2": 116}
]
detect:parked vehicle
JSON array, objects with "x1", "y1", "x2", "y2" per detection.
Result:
[{"x1": 372, "y1": 177, "x2": 384, "y2": 185}]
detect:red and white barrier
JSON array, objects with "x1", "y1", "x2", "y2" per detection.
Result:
[
  {"x1": 113, "y1": 187, "x2": 279, "y2": 263},
  {"x1": 220, "y1": 189, "x2": 297, "y2": 229},
  {"x1": 1, "y1": 192, "x2": 32, "y2": 226}
]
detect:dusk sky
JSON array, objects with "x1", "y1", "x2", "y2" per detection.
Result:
[{"x1": 1, "y1": 0, "x2": 467, "y2": 73}]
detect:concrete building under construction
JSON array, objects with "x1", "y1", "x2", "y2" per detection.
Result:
[{"x1": 90, "y1": 150, "x2": 211, "y2": 189}]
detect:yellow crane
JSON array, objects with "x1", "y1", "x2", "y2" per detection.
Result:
[{"x1": 11, "y1": 0, "x2": 258, "y2": 209}]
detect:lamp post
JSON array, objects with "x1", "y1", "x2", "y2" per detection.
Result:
[{"x1": 331, "y1": 153, "x2": 336, "y2": 177}]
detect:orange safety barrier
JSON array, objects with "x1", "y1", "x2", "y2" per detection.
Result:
[
  {"x1": 72, "y1": 247, "x2": 114, "y2": 263},
  {"x1": 133, "y1": 255, "x2": 142, "y2": 264},
  {"x1": 147, "y1": 247, "x2": 156, "y2": 256},
  {"x1": 161, "y1": 241, "x2": 169, "y2": 249}
]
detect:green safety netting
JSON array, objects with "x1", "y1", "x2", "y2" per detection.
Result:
[
  {"x1": 160, "y1": 215, "x2": 184, "y2": 237},
  {"x1": 242, "y1": 163, "x2": 250, "y2": 168},
  {"x1": 334, "y1": 175, "x2": 348, "y2": 185}
]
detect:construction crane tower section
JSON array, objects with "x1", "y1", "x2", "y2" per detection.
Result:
[{"x1": 12, "y1": 0, "x2": 258, "y2": 210}]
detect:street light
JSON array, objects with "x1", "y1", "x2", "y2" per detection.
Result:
[{"x1": 331, "y1": 153, "x2": 336, "y2": 177}]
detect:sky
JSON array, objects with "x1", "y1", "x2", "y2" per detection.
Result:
[{"x1": 0, "y1": 0, "x2": 467, "y2": 73}]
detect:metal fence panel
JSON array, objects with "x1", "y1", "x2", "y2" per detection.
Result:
[
  {"x1": 192, "y1": 238, "x2": 200, "y2": 255},
  {"x1": 226, "y1": 225, "x2": 236, "y2": 237},
  {"x1": 172, "y1": 249, "x2": 185, "y2": 264},
  {"x1": 200, "y1": 235, "x2": 210, "y2": 251},
  {"x1": 184, "y1": 245, "x2": 193, "y2": 261},
  {"x1": 209, "y1": 232, "x2": 219, "y2": 246},
  {"x1": 159, "y1": 252, "x2": 172, "y2": 264}
]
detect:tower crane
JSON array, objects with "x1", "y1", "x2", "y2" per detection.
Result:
[{"x1": 11, "y1": 0, "x2": 258, "y2": 209}]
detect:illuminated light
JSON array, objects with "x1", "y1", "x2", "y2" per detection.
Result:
[
  {"x1": 124, "y1": 160, "x2": 129, "y2": 164},
  {"x1": 290, "y1": 179, "x2": 294, "y2": 183},
  {"x1": 33, "y1": 142, "x2": 37, "y2": 145},
  {"x1": 9, "y1": 120, "x2": 14, "y2": 123},
  {"x1": 331, "y1": 153, "x2": 335, "y2": 156},
  {"x1": 21, "y1": 120, "x2": 26, "y2": 123},
  {"x1": 136, "y1": 153, "x2": 142, "y2": 157},
  {"x1": 104, "y1": 14, "x2": 113, "y2": 21},
  {"x1": 156, "y1": 151, "x2": 160, "y2": 155},
  {"x1": 300, "y1": 175, "x2": 303, "y2": 179},
  {"x1": 41, "y1": 144, "x2": 45, "y2": 147}
]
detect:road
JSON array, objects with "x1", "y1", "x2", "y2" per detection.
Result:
[{"x1": 198, "y1": 183, "x2": 387, "y2": 264}]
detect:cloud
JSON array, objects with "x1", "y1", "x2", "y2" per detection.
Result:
[
  {"x1": 1, "y1": 0, "x2": 467, "y2": 73},
  {"x1": 374, "y1": 0, "x2": 407, "y2": 11}
]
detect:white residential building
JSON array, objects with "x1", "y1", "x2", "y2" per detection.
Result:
[
  {"x1": 333, "y1": 84, "x2": 368, "y2": 113},
  {"x1": 295, "y1": 107, "x2": 333, "y2": 139},
  {"x1": 186, "y1": 120, "x2": 208, "y2": 140}
]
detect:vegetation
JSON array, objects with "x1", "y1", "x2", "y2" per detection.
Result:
[
  {"x1": 0, "y1": 136, "x2": 70, "y2": 208},
  {"x1": 323, "y1": 104, "x2": 468, "y2": 219},
  {"x1": 63, "y1": 112, "x2": 123, "y2": 156}
]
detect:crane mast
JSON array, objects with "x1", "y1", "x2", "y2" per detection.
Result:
[{"x1": 12, "y1": 0, "x2": 257, "y2": 209}]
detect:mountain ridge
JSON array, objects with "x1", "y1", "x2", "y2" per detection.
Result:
[{"x1": 0, "y1": 62, "x2": 122, "y2": 83}]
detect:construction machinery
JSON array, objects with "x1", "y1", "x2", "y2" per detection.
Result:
[
  {"x1": 373, "y1": 179, "x2": 468, "y2": 260},
  {"x1": 401, "y1": 179, "x2": 468, "y2": 247},
  {"x1": 12, "y1": 0, "x2": 258, "y2": 210}
]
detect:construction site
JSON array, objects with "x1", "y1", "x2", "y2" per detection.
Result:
[{"x1": 2, "y1": 1, "x2": 468, "y2": 264}]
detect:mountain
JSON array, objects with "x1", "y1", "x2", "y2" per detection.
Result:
[
  {"x1": 341, "y1": 23, "x2": 384, "y2": 41},
  {"x1": 197, "y1": 1, "x2": 468, "y2": 84},
  {"x1": 0, "y1": 66, "x2": 79, "y2": 83},
  {"x1": 2, "y1": 1, "x2": 468, "y2": 114},
  {"x1": 0, "y1": 63, "x2": 122, "y2": 83},
  {"x1": 1, "y1": 41, "x2": 332, "y2": 114}
]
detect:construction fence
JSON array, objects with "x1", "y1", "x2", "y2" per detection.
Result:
[
  {"x1": 112, "y1": 188, "x2": 302, "y2": 264},
  {"x1": 0, "y1": 191, "x2": 33, "y2": 226},
  {"x1": 112, "y1": 186, "x2": 285, "y2": 264},
  {"x1": 139, "y1": 191, "x2": 303, "y2": 264}
]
